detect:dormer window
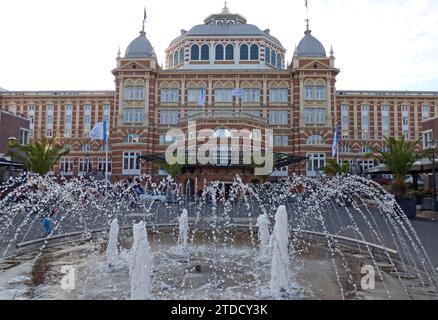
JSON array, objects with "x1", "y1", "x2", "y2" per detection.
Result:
[{"x1": 227, "y1": 20, "x2": 234, "y2": 26}]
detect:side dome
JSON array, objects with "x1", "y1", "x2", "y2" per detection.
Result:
[
  {"x1": 125, "y1": 31, "x2": 155, "y2": 59},
  {"x1": 297, "y1": 30, "x2": 326, "y2": 58}
]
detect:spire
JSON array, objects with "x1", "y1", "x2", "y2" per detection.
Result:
[
  {"x1": 330, "y1": 45, "x2": 334, "y2": 56},
  {"x1": 117, "y1": 46, "x2": 121, "y2": 58},
  {"x1": 222, "y1": 1, "x2": 230, "y2": 14}
]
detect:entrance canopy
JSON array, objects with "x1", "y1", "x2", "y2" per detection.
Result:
[{"x1": 138, "y1": 150, "x2": 308, "y2": 172}]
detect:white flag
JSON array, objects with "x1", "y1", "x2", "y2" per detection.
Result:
[
  {"x1": 232, "y1": 88, "x2": 244, "y2": 98},
  {"x1": 89, "y1": 122, "x2": 105, "y2": 141}
]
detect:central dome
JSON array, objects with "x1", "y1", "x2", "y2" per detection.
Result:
[
  {"x1": 125, "y1": 31, "x2": 156, "y2": 59},
  {"x1": 169, "y1": 6, "x2": 283, "y2": 48}
]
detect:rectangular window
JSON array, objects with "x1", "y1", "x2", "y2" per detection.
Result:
[
  {"x1": 305, "y1": 108, "x2": 314, "y2": 124},
  {"x1": 97, "y1": 158, "x2": 112, "y2": 174},
  {"x1": 187, "y1": 89, "x2": 198, "y2": 103},
  {"x1": 274, "y1": 136, "x2": 288, "y2": 147},
  {"x1": 269, "y1": 111, "x2": 287, "y2": 125},
  {"x1": 60, "y1": 157, "x2": 74, "y2": 175},
  {"x1": 124, "y1": 108, "x2": 143, "y2": 124},
  {"x1": 123, "y1": 152, "x2": 141, "y2": 174},
  {"x1": 161, "y1": 89, "x2": 179, "y2": 103},
  {"x1": 305, "y1": 86, "x2": 314, "y2": 100},
  {"x1": 45, "y1": 129, "x2": 53, "y2": 138},
  {"x1": 64, "y1": 129, "x2": 71, "y2": 138},
  {"x1": 269, "y1": 88, "x2": 288, "y2": 103},
  {"x1": 47, "y1": 104, "x2": 54, "y2": 112},
  {"x1": 341, "y1": 104, "x2": 349, "y2": 137},
  {"x1": 135, "y1": 87, "x2": 145, "y2": 100},
  {"x1": 47, "y1": 115, "x2": 53, "y2": 126},
  {"x1": 65, "y1": 115, "x2": 72, "y2": 126},
  {"x1": 66, "y1": 104, "x2": 73, "y2": 112},
  {"x1": 316, "y1": 109, "x2": 326, "y2": 124},
  {"x1": 307, "y1": 153, "x2": 326, "y2": 177},
  {"x1": 361, "y1": 105, "x2": 369, "y2": 130},
  {"x1": 78, "y1": 158, "x2": 92, "y2": 175},
  {"x1": 28, "y1": 105, "x2": 35, "y2": 112},
  {"x1": 160, "y1": 110, "x2": 179, "y2": 125},
  {"x1": 315, "y1": 86, "x2": 325, "y2": 100},
  {"x1": 124, "y1": 86, "x2": 134, "y2": 100},
  {"x1": 243, "y1": 89, "x2": 261, "y2": 103},
  {"x1": 423, "y1": 131, "x2": 433, "y2": 149},
  {"x1": 422, "y1": 104, "x2": 430, "y2": 120},
  {"x1": 19, "y1": 129, "x2": 29, "y2": 145},
  {"x1": 215, "y1": 89, "x2": 233, "y2": 103},
  {"x1": 124, "y1": 108, "x2": 133, "y2": 123}
]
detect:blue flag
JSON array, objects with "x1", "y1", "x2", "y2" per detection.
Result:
[
  {"x1": 198, "y1": 87, "x2": 206, "y2": 107},
  {"x1": 232, "y1": 88, "x2": 244, "y2": 98},
  {"x1": 332, "y1": 126, "x2": 339, "y2": 158}
]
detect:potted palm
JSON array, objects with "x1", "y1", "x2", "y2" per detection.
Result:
[{"x1": 369, "y1": 137, "x2": 420, "y2": 219}]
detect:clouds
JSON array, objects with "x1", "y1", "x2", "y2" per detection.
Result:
[{"x1": 0, "y1": 0, "x2": 436, "y2": 91}]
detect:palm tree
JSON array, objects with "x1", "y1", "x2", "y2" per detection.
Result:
[
  {"x1": 8, "y1": 138, "x2": 69, "y2": 176},
  {"x1": 322, "y1": 158, "x2": 349, "y2": 176},
  {"x1": 369, "y1": 136, "x2": 420, "y2": 198},
  {"x1": 157, "y1": 161, "x2": 184, "y2": 179}
]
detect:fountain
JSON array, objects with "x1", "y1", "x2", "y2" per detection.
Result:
[
  {"x1": 107, "y1": 219, "x2": 119, "y2": 268},
  {"x1": 0, "y1": 173, "x2": 437, "y2": 300},
  {"x1": 178, "y1": 209, "x2": 189, "y2": 250},
  {"x1": 269, "y1": 206, "x2": 291, "y2": 297},
  {"x1": 130, "y1": 222, "x2": 152, "y2": 300},
  {"x1": 256, "y1": 213, "x2": 270, "y2": 257}
]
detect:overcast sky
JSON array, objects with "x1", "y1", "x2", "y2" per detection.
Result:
[{"x1": 0, "y1": 0, "x2": 437, "y2": 92}]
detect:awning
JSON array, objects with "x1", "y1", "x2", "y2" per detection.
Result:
[
  {"x1": 138, "y1": 151, "x2": 308, "y2": 171},
  {"x1": 364, "y1": 158, "x2": 438, "y2": 175},
  {"x1": 0, "y1": 157, "x2": 24, "y2": 168}
]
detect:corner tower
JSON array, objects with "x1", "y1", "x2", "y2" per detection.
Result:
[
  {"x1": 290, "y1": 21, "x2": 340, "y2": 176},
  {"x1": 111, "y1": 10, "x2": 160, "y2": 180}
]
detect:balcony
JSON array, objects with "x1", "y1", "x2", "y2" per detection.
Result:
[{"x1": 178, "y1": 111, "x2": 268, "y2": 126}]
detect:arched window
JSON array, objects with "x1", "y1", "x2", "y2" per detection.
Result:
[
  {"x1": 225, "y1": 44, "x2": 234, "y2": 60},
  {"x1": 265, "y1": 48, "x2": 271, "y2": 64},
  {"x1": 277, "y1": 53, "x2": 282, "y2": 69},
  {"x1": 201, "y1": 44, "x2": 210, "y2": 60},
  {"x1": 169, "y1": 54, "x2": 174, "y2": 68},
  {"x1": 215, "y1": 44, "x2": 224, "y2": 60},
  {"x1": 124, "y1": 134, "x2": 140, "y2": 144},
  {"x1": 173, "y1": 52, "x2": 178, "y2": 66},
  {"x1": 240, "y1": 44, "x2": 249, "y2": 60},
  {"x1": 179, "y1": 48, "x2": 185, "y2": 64},
  {"x1": 271, "y1": 50, "x2": 276, "y2": 66},
  {"x1": 250, "y1": 44, "x2": 259, "y2": 60},
  {"x1": 214, "y1": 128, "x2": 232, "y2": 139},
  {"x1": 306, "y1": 135, "x2": 324, "y2": 145},
  {"x1": 191, "y1": 44, "x2": 199, "y2": 60}
]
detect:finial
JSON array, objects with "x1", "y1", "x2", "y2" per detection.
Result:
[
  {"x1": 142, "y1": 7, "x2": 147, "y2": 32},
  {"x1": 117, "y1": 46, "x2": 121, "y2": 58},
  {"x1": 330, "y1": 45, "x2": 334, "y2": 56},
  {"x1": 222, "y1": 1, "x2": 230, "y2": 14},
  {"x1": 304, "y1": 0, "x2": 311, "y2": 34}
]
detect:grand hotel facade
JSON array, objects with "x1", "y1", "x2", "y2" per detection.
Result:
[{"x1": 1, "y1": 6, "x2": 437, "y2": 190}]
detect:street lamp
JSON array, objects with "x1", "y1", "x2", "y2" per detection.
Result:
[
  {"x1": 7, "y1": 136, "x2": 18, "y2": 179},
  {"x1": 429, "y1": 140, "x2": 438, "y2": 212}
]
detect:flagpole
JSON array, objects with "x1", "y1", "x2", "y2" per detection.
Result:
[{"x1": 104, "y1": 121, "x2": 109, "y2": 191}]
